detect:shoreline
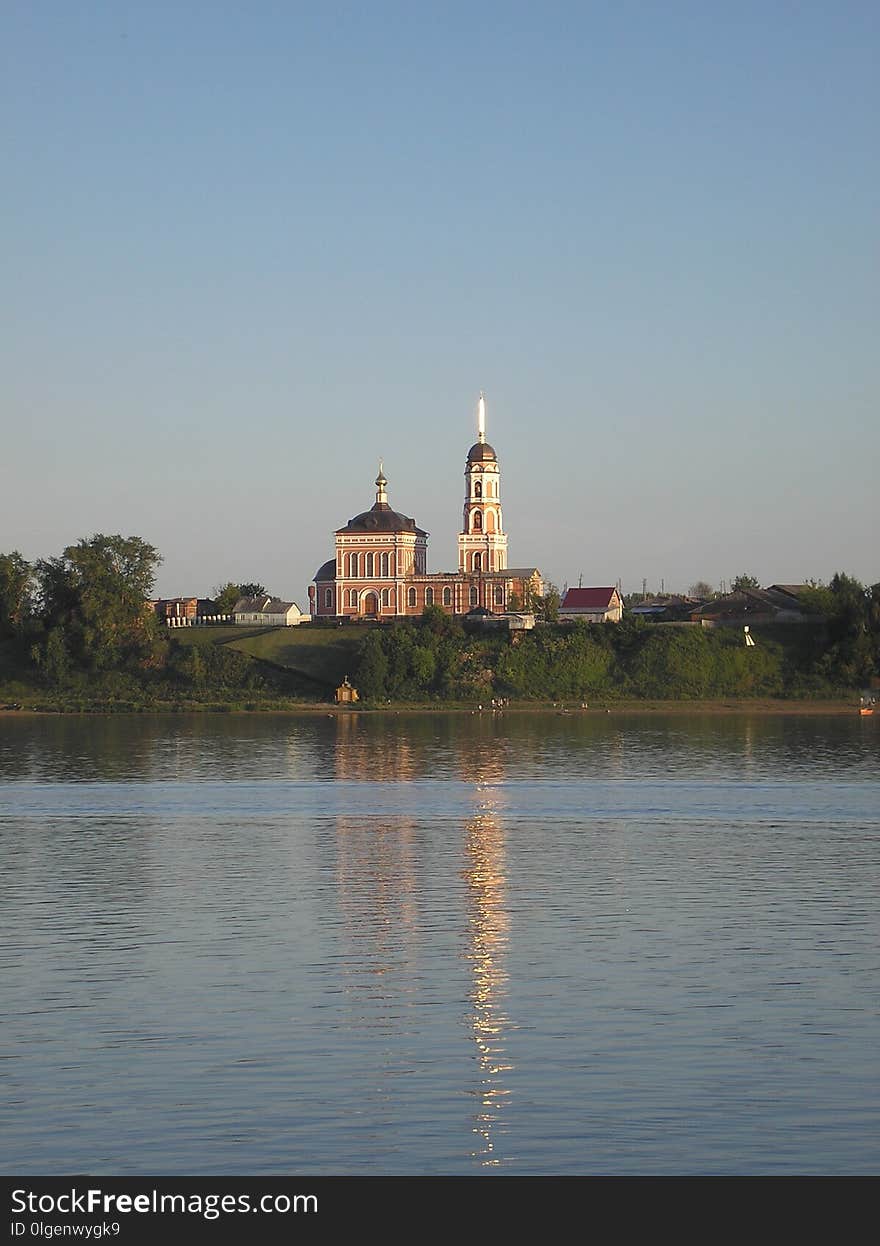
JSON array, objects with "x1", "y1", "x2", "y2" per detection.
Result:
[{"x1": 0, "y1": 697, "x2": 866, "y2": 718}]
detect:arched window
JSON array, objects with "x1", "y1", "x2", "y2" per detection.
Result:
[
  {"x1": 443, "y1": 586, "x2": 452, "y2": 606},
  {"x1": 350, "y1": 552, "x2": 358, "y2": 578},
  {"x1": 473, "y1": 510, "x2": 482, "y2": 531},
  {"x1": 473, "y1": 553, "x2": 482, "y2": 572},
  {"x1": 380, "y1": 552, "x2": 389, "y2": 577},
  {"x1": 469, "y1": 586, "x2": 479, "y2": 606},
  {"x1": 425, "y1": 586, "x2": 434, "y2": 606},
  {"x1": 494, "y1": 585, "x2": 504, "y2": 606},
  {"x1": 381, "y1": 588, "x2": 390, "y2": 606},
  {"x1": 474, "y1": 480, "x2": 482, "y2": 498},
  {"x1": 408, "y1": 587, "x2": 417, "y2": 608},
  {"x1": 486, "y1": 510, "x2": 496, "y2": 533},
  {"x1": 325, "y1": 588, "x2": 332, "y2": 609},
  {"x1": 365, "y1": 552, "x2": 374, "y2": 577}
]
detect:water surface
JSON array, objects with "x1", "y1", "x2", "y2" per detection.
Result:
[{"x1": 1, "y1": 712, "x2": 878, "y2": 1173}]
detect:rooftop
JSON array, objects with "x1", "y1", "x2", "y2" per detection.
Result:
[{"x1": 560, "y1": 587, "x2": 620, "y2": 610}]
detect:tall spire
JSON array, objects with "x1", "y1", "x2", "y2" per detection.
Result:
[
  {"x1": 477, "y1": 391, "x2": 486, "y2": 444},
  {"x1": 375, "y1": 459, "x2": 387, "y2": 505}
]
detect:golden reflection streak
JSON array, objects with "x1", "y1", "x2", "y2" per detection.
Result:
[{"x1": 463, "y1": 783, "x2": 513, "y2": 1166}]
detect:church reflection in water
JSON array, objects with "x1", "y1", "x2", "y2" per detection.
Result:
[
  {"x1": 463, "y1": 786, "x2": 513, "y2": 1166},
  {"x1": 457, "y1": 737, "x2": 514, "y2": 1168},
  {"x1": 329, "y1": 714, "x2": 515, "y2": 1166}
]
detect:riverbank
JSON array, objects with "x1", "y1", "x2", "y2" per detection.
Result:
[{"x1": 0, "y1": 697, "x2": 865, "y2": 717}]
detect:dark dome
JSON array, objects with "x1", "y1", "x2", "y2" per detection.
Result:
[
  {"x1": 342, "y1": 502, "x2": 422, "y2": 534},
  {"x1": 467, "y1": 441, "x2": 497, "y2": 463}
]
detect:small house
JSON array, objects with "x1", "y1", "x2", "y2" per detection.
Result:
[
  {"x1": 690, "y1": 587, "x2": 810, "y2": 627},
  {"x1": 558, "y1": 587, "x2": 623, "y2": 623},
  {"x1": 232, "y1": 595, "x2": 304, "y2": 627},
  {"x1": 154, "y1": 597, "x2": 222, "y2": 626}
]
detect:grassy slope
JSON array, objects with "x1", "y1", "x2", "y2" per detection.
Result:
[
  {"x1": 172, "y1": 624, "x2": 362, "y2": 690},
  {"x1": 229, "y1": 628, "x2": 361, "y2": 688}
]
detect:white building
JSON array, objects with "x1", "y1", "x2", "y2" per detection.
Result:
[{"x1": 232, "y1": 596, "x2": 304, "y2": 627}]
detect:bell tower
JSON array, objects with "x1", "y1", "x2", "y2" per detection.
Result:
[{"x1": 458, "y1": 392, "x2": 508, "y2": 575}]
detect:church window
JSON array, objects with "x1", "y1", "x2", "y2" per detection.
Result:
[
  {"x1": 381, "y1": 552, "x2": 389, "y2": 577},
  {"x1": 324, "y1": 589, "x2": 332, "y2": 609},
  {"x1": 381, "y1": 588, "x2": 390, "y2": 606},
  {"x1": 486, "y1": 510, "x2": 496, "y2": 533},
  {"x1": 366, "y1": 552, "x2": 374, "y2": 577},
  {"x1": 474, "y1": 481, "x2": 482, "y2": 498},
  {"x1": 473, "y1": 553, "x2": 482, "y2": 572},
  {"x1": 408, "y1": 587, "x2": 417, "y2": 608},
  {"x1": 443, "y1": 586, "x2": 452, "y2": 606},
  {"x1": 473, "y1": 511, "x2": 482, "y2": 531},
  {"x1": 494, "y1": 586, "x2": 504, "y2": 606},
  {"x1": 425, "y1": 587, "x2": 434, "y2": 606},
  {"x1": 470, "y1": 586, "x2": 479, "y2": 606}
]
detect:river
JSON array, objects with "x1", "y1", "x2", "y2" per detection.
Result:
[{"x1": 1, "y1": 711, "x2": 877, "y2": 1173}]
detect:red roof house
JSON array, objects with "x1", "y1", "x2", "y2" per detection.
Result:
[{"x1": 559, "y1": 587, "x2": 623, "y2": 623}]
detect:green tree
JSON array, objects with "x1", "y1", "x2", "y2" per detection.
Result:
[
  {"x1": 35, "y1": 534, "x2": 164, "y2": 673},
  {"x1": 0, "y1": 551, "x2": 32, "y2": 637},
  {"x1": 828, "y1": 573, "x2": 867, "y2": 636},
  {"x1": 688, "y1": 581, "x2": 714, "y2": 599},
  {"x1": 868, "y1": 583, "x2": 880, "y2": 673},
  {"x1": 798, "y1": 582, "x2": 835, "y2": 617},
  {"x1": 824, "y1": 573, "x2": 872, "y2": 685},
  {"x1": 421, "y1": 604, "x2": 449, "y2": 633},
  {"x1": 731, "y1": 573, "x2": 760, "y2": 592},
  {"x1": 213, "y1": 582, "x2": 267, "y2": 613},
  {"x1": 39, "y1": 627, "x2": 72, "y2": 685},
  {"x1": 533, "y1": 582, "x2": 560, "y2": 622},
  {"x1": 421, "y1": 604, "x2": 462, "y2": 639},
  {"x1": 355, "y1": 630, "x2": 390, "y2": 698},
  {"x1": 213, "y1": 583, "x2": 241, "y2": 613}
]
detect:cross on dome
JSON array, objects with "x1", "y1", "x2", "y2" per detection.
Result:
[{"x1": 375, "y1": 460, "x2": 388, "y2": 504}]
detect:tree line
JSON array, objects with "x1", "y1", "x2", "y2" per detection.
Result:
[
  {"x1": 354, "y1": 581, "x2": 880, "y2": 702},
  {"x1": 0, "y1": 536, "x2": 283, "y2": 707},
  {"x1": 1, "y1": 537, "x2": 877, "y2": 706}
]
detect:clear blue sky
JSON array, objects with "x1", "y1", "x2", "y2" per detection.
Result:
[{"x1": 3, "y1": 1, "x2": 877, "y2": 600}]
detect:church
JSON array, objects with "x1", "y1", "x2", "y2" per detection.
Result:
[{"x1": 309, "y1": 395, "x2": 542, "y2": 620}]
